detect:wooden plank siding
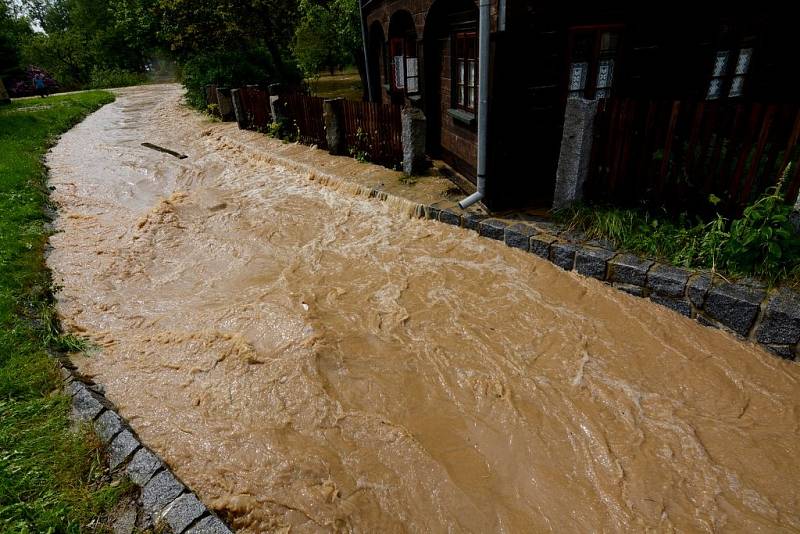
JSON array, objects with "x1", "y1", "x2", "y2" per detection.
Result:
[{"x1": 586, "y1": 98, "x2": 800, "y2": 216}]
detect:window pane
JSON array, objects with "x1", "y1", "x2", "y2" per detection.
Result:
[
  {"x1": 468, "y1": 60, "x2": 476, "y2": 87},
  {"x1": 458, "y1": 60, "x2": 465, "y2": 84},
  {"x1": 458, "y1": 85, "x2": 465, "y2": 106},
  {"x1": 393, "y1": 56, "x2": 405, "y2": 89},
  {"x1": 467, "y1": 86, "x2": 475, "y2": 109}
]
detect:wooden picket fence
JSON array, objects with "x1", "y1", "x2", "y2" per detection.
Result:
[
  {"x1": 586, "y1": 98, "x2": 800, "y2": 216},
  {"x1": 279, "y1": 95, "x2": 403, "y2": 168},
  {"x1": 284, "y1": 94, "x2": 328, "y2": 148},
  {"x1": 236, "y1": 86, "x2": 272, "y2": 131},
  {"x1": 340, "y1": 100, "x2": 403, "y2": 168}
]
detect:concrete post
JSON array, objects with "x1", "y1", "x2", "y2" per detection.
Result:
[
  {"x1": 323, "y1": 98, "x2": 346, "y2": 155},
  {"x1": 792, "y1": 189, "x2": 800, "y2": 234},
  {"x1": 268, "y1": 83, "x2": 287, "y2": 126},
  {"x1": 402, "y1": 106, "x2": 427, "y2": 175},
  {"x1": 552, "y1": 97, "x2": 599, "y2": 210},
  {"x1": 215, "y1": 87, "x2": 235, "y2": 122},
  {"x1": 230, "y1": 89, "x2": 247, "y2": 129}
]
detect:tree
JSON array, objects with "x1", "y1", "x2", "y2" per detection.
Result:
[
  {"x1": 155, "y1": 0, "x2": 303, "y2": 107},
  {"x1": 19, "y1": 0, "x2": 160, "y2": 88},
  {"x1": 292, "y1": 0, "x2": 362, "y2": 78},
  {"x1": 0, "y1": 1, "x2": 34, "y2": 81}
]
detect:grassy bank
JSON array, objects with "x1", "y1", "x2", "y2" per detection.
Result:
[
  {"x1": 307, "y1": 67, "x2": 363, "y2": 101},
  {"x1": 555, "y1": 191, "x2": 800, "y2": 287},
  {"x1": 0, "y1": 92, "x2": 129, "y2": 532}
]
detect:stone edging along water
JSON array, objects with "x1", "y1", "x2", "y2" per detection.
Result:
[{"x1": 56, "y1": 357, "x2": 234, "y2": 534}]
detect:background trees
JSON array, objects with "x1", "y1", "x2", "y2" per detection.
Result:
[
  {"x1": 1, "y1": 0, "x2": 366, "y2": 101},
  {"x1": 292, "y1": 0, "x2": 361, "y2": 78}
]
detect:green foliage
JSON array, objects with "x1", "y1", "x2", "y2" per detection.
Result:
[
  {"x1": 18, "y1": 0, "x2": 158, "y2": 88},
  {"x1": 0, "y1": 2, "x2": 34, "y2": 81},
  {"x1": 556, "y1": 187, "x2": 800, "y2": 285},
  {"x1": 292, "y1": 0, "x2": 361, "y2": 78},
  {"x1": 0, "y1": 91, "x2": 124, "y2": 531},
  {"x1": 88, "y1": 66, "x2": 147, "y2": 88},
  {"x1": 722, "y1": 187, "x2": 800, "y2": 280},
  {"x1": 180, "y1": 48, "x2": 279, "y2": 109},
  {"x1": 349, "y1": 127, "x2": 370, "y2": 162}
]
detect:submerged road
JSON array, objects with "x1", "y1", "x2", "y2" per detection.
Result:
[{"x1": 47, "y1": 85, "x2": 800, "y2": 533}]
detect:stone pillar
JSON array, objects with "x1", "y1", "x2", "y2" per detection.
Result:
[
  {"x1": 323, "y1": 98, "x2": 345, "y2": 155},
  {"x1": 215, "y1": 87, "x2": 235, "y2": 122},
  {"x1": 402, "y1": 106, "x2": 426, "y2": 175},
  {"x1": 268, "y1": 83, "x2": 287, "y2": 125},
  {"x1": 230, "y1": 88, "x2": 247, "y2": 129},
  {"x1": 552, "y1": 97, "x2": 599, "y2": 210}
]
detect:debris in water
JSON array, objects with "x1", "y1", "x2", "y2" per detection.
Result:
[{"x1": 141, "y1": 142, "x2": 187, "y2": 159}]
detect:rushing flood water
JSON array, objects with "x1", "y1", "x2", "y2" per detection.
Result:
[{"x1": 47, "y1": 85, "x2": 800, "y2": 533}]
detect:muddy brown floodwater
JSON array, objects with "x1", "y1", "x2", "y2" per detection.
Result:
[{"x1": 47, "y1": 85, "x2": 800, "y2": 533}]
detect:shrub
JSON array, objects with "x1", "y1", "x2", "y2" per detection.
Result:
[
  {"x1": 180, "y1": 48, "x2": 279, "y2": 110},
  {"x1": 88, "y1": 68, "x2": 147, "y2": 89}
]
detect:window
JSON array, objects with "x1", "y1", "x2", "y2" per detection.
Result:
[
  {"x1": 389, "y1": 37, "x2": 419, "y2": 95},
  {"x1": 706, "y1": 47, "x2": 753, "y2": 100},
  {"x1": 567, "y1": 26, "x2": 621, "y2": 99},
  {"x1": 454, "y1": 32, "x2": 478, "y2": 112}
]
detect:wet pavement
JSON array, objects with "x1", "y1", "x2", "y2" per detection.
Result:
[{"x1": 47, "y1": 84, "x2": 800, "y2": 533}]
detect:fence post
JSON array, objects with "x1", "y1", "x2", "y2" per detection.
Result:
[
  {"x1": 402, "y1": 105, "x2": 426, "y2": 175},
  {"x1": 552, "y1": 97, "x2": 599, "y2": 209},
  {"x1": 230, "y1": 89, "x2": 247, "y2": 129},
  {"x1": 215, "y1": 87, "x2": 235, "y2": 122},
  {"x1": 323, "y1": 98, "x2": 346, "y2": 155},
  {"x1": 268, "y1": 83, "x2": 287, "y2": 127}
]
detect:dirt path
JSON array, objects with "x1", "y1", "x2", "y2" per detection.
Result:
[{"x1": 47, "y1": 84, "x2": 800, "y2": 533}]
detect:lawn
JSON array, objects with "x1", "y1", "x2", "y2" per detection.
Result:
[
  {"x1": 307, "y1": 67, "x2": 364, "y2": 101},
  {"x1": 0, "y1": 92, "x2": 129, "y2": 533}
]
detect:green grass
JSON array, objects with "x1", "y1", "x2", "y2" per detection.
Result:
[
  {"x1": 555, "y1": 200, "x2": 800, "y2": 287},
  {"x1": 0, "y1": 91, "x2": 128, "y2": 532},
  {"x1": 307, "y1": 67, "x2": 363, "y2": 101}
]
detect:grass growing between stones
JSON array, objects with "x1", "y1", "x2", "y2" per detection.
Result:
[{"x1": 0, "y1": 91, "x2": 130, "y2": 532}]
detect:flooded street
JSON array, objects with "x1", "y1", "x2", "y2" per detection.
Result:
[{"x1": 47, "y1": 84, "x2": 800, "y2": 532}]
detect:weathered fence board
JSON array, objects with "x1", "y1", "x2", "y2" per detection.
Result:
[
  {"x1": 586, "y1": 98, "x2": 800, "y2": 215},
  {"x1": 284, "y1": 94, "x2": 327, "y2": 148},
  {"x1": 341, "y1": 100, "x2": 403, "y2": 168},
  {"x1": 238, "y1": 86, "x2": 272, "y2": 132}
]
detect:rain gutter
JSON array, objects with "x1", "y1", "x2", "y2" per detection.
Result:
[{"x1": 458, "y1": 0, "x2": 492, "y2": 209}]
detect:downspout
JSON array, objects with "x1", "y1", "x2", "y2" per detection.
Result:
[
  {"x1": 358, "y1": 0, "x2": 374, "y2": 102},
  {"x1": 458, "y1": 0, "x2": 492, "y2": 209}
]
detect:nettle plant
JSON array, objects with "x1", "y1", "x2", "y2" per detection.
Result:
[
  {"x1": 720, "y1": 185, "x2": 800, "y2": 281},
  {"x1": 349, "y1": 127, "x2": 370, "y2": 163}
]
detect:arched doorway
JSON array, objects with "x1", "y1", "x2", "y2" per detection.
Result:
[
  {"x1": 367, "y1": 21, "x2": 386, "y2": 103},
  {"x1": 387, "y1": 10, "x2": 418, "y2": 106},
  {"x1": 422, "y1": 0, "x2": 479, "y2": 178}
]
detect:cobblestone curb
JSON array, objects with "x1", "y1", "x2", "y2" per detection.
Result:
[{"x1": 57, "y1": 360, "x2": 234, "y2": 534}]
